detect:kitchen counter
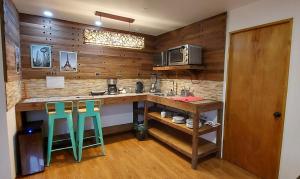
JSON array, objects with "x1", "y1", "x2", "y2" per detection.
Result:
[
  {"x1": 15, "y1": 93, "x2": 223, "y2": 131},
  {"x1": 15, "y1": 93, "x2": 223, "y2": 170},
  {"x1": 21, "y1": 93, "x2": 150, "y2": 103},
  {"x1": 17, "y1": 93, "x2": 222, "y2": 113},
  {"x1": 16, "y1": 93, "x2": 148, "y2": 112},
  {"x1": 16, "y1": 93, "x2": 223, "y2": 112}
]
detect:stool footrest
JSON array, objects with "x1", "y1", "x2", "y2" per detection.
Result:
[
  {"x1": 51, "y1": 146, "x2": 73, "y2": 152},
  {"x1": 83, "y1": 135, "x2": 96, "y2": 139},
  {"x1": 52, "y1": 135, "x2": 97, "y2": 144},
  {"x1": 53, "y1": 138, "x2": 70, "y2": 143},
  {"x1": 82, "y1": 142, "x2": 102, "y2": 149}
]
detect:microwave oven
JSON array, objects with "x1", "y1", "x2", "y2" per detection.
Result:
[{"x1": 167, "y1": 44, "x2": 202, "y2": 66}]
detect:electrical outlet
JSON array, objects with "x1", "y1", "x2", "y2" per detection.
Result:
[{"x1": 116, "y1": 72, "x2": 122, "y2": 78}]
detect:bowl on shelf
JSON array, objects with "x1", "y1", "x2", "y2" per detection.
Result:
[
  {"x1": 172, "y1": 116, "x2": 185, "y2": 124},
  {"x1": 185, "y1": 118, "x2": 202, "y2": 129}
]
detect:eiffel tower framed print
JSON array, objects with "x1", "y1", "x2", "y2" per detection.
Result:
[{"x1": 59, "y1": 51, "x2": 77, "y2": 72}]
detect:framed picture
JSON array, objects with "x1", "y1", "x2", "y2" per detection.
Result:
[
  {"x1": 15, "y1": 46, "x2": 21, "y2": 74},
  {"x1": 31, "y1": 44, "x2": 51, "y2": 68},
  {"x1": 59, "y1": 51, "x2": 77, "y2": 72}
]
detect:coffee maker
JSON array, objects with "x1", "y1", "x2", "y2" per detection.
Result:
[
  {"x1": 107, "y1": 78, "x2": 118, "y2": 95},
  {"x1": 136, "y1": 81, "x2": 144, "y2": 93},
  {"x1": 150, "y1": 74, "x2": 160, "y2": 93}
]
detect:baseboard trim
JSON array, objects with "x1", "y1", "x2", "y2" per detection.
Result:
[{"x1": 103, "y1": 123, "x2": 133, "y2": 135}]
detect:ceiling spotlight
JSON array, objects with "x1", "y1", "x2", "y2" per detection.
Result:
[
  {"x1": 43, "y1": 11, "x2": 53, "y2": 17},
  {"x1": 95, "y1": 21, "x2": 102, "y2": 26}
]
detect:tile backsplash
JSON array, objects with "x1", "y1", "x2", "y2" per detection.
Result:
[
  {"x1": 160, "y1": 79, "x2": 223, "y2": 101},
  {"x1": 22, "y1": 79, "x2": 151, "y2": 98},
  {"x1": 22, "y1": 78, "x2": 223, "y2": 101}
]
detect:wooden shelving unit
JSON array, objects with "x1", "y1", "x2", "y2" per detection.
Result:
[
  {"x1": 148, "y1": 127, "x2": 218, "y2": 158},
  {"x1": 144, "y1": 96, "x2": 223, "y2": 169},
  {"x1": 153, "y1": 65, "x2": 205, "y2": 71},
  {"x1": 147, "y1": 112, "x2": 218, "y2": 136}
]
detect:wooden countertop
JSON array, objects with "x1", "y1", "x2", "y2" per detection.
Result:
[
  {"x1": 20, "y1": 93, "x2": 148, "y2": 103},
  {"x1": 146, "y1": 95, "x2": 222, "y2": 113},
  {"x1": 16, "y1": 93, "x2": 223, "y2": 113}
]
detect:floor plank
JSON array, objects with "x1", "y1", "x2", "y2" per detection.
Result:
[{"x1": 21, "y1": 133, "x2": 257, "y2": 179}]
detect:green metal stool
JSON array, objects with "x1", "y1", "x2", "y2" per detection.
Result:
[
  {"x1": 77, "y1": 100, "x2": 105, "y2": 162},
  {"x1": 46, "y1": 101, "x2": 77, "y2": 166}
]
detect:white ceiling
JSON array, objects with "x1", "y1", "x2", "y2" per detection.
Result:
[{"x1": 13, "y1": 0, "x2": 258, "y2": 36}]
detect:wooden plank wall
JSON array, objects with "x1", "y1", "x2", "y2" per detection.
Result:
[
  {"x1": 155, "y1": 13, "x2": 227, "y2": 81},
  {"x1": 3, "y1": 0, "x2": 20, "y2": 81},
  {"x1": 19, "y1": 14, "x2": 155, "y2": 79},
  {"x1": 2, "y1": 0, "x2": 22, "y2": 110}
]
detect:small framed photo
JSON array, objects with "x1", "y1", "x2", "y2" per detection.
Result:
[
  {"x1": 59, "y1": 51, "x2": 77, "y2": 72},
  {"x1": 15, "y1": 46, "x2": 21, "y2": 74},
  {"x1": 31, "y1": 44, "x2": 51, "y2": 68}
]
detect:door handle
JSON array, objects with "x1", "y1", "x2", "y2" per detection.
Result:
[{"x1": 273, "y1": 112, "x2": 282, "y2": 119}]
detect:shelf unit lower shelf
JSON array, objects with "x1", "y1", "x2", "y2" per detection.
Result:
[
  {"x1": 147, "y1": 112, "x2": 219, "y2": 136},
  {"x1": 148, "y1": 127, "x2": 218, "y2": 158}
]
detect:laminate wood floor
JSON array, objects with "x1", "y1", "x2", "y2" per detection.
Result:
[{"x1": 21, "y1": 133, "x2": 257, "y2": 179}]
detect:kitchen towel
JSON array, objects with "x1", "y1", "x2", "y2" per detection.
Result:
[{"x1": 171, "y1": 96, "x2": 203, "y2": 102}]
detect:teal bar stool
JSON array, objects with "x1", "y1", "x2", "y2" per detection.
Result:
[
  {"x1": 77, "y1": 100, "x2": 105, "y2": 162},
  {"x1": 46, "y1": 101, "x2": 77, "y2": 166}
]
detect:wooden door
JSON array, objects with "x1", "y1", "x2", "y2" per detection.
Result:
[{"x1": 223, "y1": 20, "x2": 292, "y2": 179}]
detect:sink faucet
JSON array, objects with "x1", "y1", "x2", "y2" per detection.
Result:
[
  {"x1": 167, "y1": 89, "x2": 175, "y2": 96},
  {"x1": 172, "y1": 81, "x2": 178, "y2": 96},
  {"x1": 167, "y1": 81, "x2": 177, "y2": 96}
]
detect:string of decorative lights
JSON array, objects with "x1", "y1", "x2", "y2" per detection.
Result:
[
  {"x1": 83, "y1": 29, "x2": 144, "y2": 49},
  {"x1": 83, "y1": 11, "x2": 145, "y2": 49}
]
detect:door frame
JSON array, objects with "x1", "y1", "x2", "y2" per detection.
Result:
[{"x1": 223, "y1": 18, "x2": 293, "y2": 178}]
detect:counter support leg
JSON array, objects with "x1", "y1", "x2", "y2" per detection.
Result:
[
  {"x1": 143, "y1": 101, "x2": 148, "y2": 129},
  {"x1": 191, "y1": 109, "x2": 200, "y2": 169},
  {"x1": 216, "y1": 108, "x2": 223, "y2": 158},
  {"x1": 16, "y1": 111, "x2": 23, "y2": 132}
]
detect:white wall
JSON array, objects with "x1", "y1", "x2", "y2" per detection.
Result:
[
  {"x1": 0, "y1": 25, "x2": 14, "y2": 179},
  {"x1": 6, "y1": 107, "x2": 17, "y2": 178},
  {"x1": 201, "y1": 110, "x2": 218, "y2": 143},
  {"x1": 225, "y1": 0, "x2": 300, "y2": 178}
]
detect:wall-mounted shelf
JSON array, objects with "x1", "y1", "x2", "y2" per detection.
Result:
[{"x1": 153, "y1": 65, "x2": 205, "y2": 71}]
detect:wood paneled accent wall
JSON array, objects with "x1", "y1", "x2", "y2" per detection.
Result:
[
  {"x1": 17, "y1": 12, "x2": 226, "y2": 99},
  {"x1": 2, "y1": 0, "x2": 22, "y2": 110},
  {"x1": 3, "y1": 0, "x2": 20, "y2": 82},
  {"x1": 19, "y1": 14, "x2": 155, "y2": 79},
  {"x1": 155, "y1": 13, "x2": 227, "y2": 81}
]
